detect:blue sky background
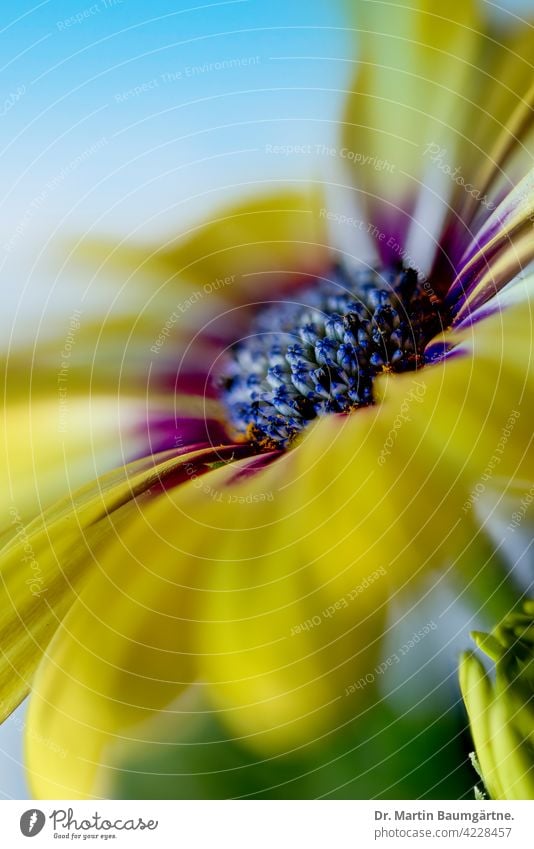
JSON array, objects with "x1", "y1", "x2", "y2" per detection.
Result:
[
  {"x1": 1, "y1": 0, "x2": 353, "y2": 243},
  {"x1": 0, "y1": 0, "x2": 531, "y2": 799}
]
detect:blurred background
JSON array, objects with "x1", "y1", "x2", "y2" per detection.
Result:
[{"x1": 0, "y1": 0, "x2": 531, "y2": 799}]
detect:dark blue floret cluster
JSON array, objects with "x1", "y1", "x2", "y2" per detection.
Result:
[{"x1": 220, "y1": 265, "x2": 444, "y2": 447}]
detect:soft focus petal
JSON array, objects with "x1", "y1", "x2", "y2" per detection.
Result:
[
  {"x1": 450, "y1": 170, "x2": 534, "y2": 320},
  {"x1": 343, "y1": 2, "x2": 534, "y2": 279},
  {"x1": 463, "y1": 28, "x2": 534, "y2": 228},
  {"x1": 193, "y1": 469, "x2": 387, "y2": 754},
  {"x1": 10, "y1": 312, "x2": 225, "y2": 397},
  {"x1": 1, "y1": 394, "x2": 150, "y2": 529},
  {"x1": 25, "y1": 450, "x2": 387, "y2": 798},
  {"x1": 2, "y1": 314, "x2": 227, "y2": 528},
  {"x1": 25, "y1": 519, "x2": 199, "y2": 799},
  {"x1": 0, "y1": 445, "x2": 244, "y2": 731},
  {"x1": 78, "y1": 189, "x2": 330, "y2": 302},
  {"x1": 342, "y1": 1, "x2": 480, "y2": 268}
]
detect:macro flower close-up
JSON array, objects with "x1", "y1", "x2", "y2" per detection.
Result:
[{"x1": 1, "y1": 0, "x2": 533, "y2": 808}]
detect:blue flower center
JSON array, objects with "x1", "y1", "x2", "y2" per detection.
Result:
[{"x1": 220, "y1": 265, "x2": 446, "y2": 448}]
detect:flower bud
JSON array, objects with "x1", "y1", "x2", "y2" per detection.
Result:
[{"x1": 459, "y1": 601, "x2": 534, "y2": 800}]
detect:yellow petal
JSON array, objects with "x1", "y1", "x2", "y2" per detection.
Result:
[
  {"x1": 453, "y1": 170, "x2": 534, "y2": 320},
  {"x1": 76, "y1": 189, "x2": 329, "y2": 301},
  {"x1": 24, "y1": 460, "x2": 244, "y2": 798},
  {"x1": 342, "y1": 2, "x2": 480, "y2": 228},
  {"x1": 25, "y1": 511, "x2": 199, "y2": 799},
  {"x1": 193, "y1": 469, "x2": 388, "y2": 754},
  {"x1": 463, "y1": 26, "x2": 534, "y2": 223},
  {"x1": 26, "y1": 451, "x2": 387, "y2": 798},
  {"x1": 2, "y1": 313, "x2": 224, "y2": 525},
  {"x1": 390, "y1": 298, "x2": 533, "y2": 488},
  {"x1": 1, "y1": 395, "x2": 150, "y2": 527},
  {"x1": 342, "y1": 3, "x2": 534, "y2": 279},
  {"x1": 0, "y1": 446, "x2": 236, "y2": 731}
]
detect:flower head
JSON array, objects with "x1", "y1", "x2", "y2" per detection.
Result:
[{"x1": 220, "y1": 264, "x2": 445, "y2": 448}]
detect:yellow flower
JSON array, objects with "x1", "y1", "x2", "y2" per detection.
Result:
[
  {"x1": 1, "y1": 1, "x2": 533, "y2": 798},
  {"x1": 460, "y1": 600, "x2": 534, "y2": 799}
]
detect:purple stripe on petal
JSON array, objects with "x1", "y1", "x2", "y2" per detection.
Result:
[
  {"x1": 447, "y1": 170, "x2": 534, "y2": 315},
  {"x1": 159, "y1": 371, "x2": 219, "y2": 399},
  {"x1": 445, "y1": 232, "x2": 495, "y2": 306},
  {"x1": 445, "y1": 274, "x2": 470, "y2": 313},
  {"x1": 372, "y1": 212, "x2": 410, "y2": 269},
  {"x1": 147, "y1": 443, "x2": 255, "y2": 496},
  {"x1": 438, "y1": 345, "x2": 469, "y2": 363},
  {"x1": 144, "y1": 414, "x2": 231, "y2": 456},
  {"x1": 453, "y1": 301, "x2": 501, "y2": 331},
  {"x1": 226, "y1": 450, "x2": 282, "y2": 484},
  {"x1": 424, "y1": 338, "x2": 469, "y2": 365},
  {"x1": 447, "y1": 255, "x2": 507, "y2": 322},
  {"x1": 456, "y1": 179, "x2": 530, "y2": 273},
  {"x1": 457, "y1": 217, "x2": 505, "y2": 271},
  {"x1": 429, "y1": 221, "x2": 466, "y2": 296}
]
